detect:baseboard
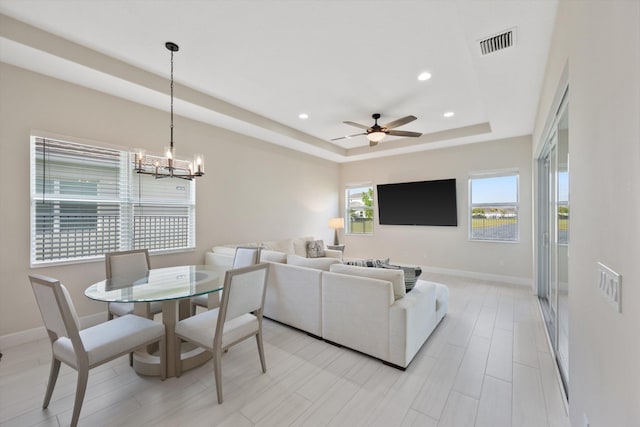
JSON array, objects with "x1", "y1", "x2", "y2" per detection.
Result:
[
  {"x1": 0, "y1": 311, "x2": 106, "y2": 350},
  {"x1": 420, "y1": 265, "x2": 532, "y2": 287}
]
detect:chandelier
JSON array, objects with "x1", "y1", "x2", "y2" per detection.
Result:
[{"x1": 134, "y1": 42, "x2": 204, "y2": 180}]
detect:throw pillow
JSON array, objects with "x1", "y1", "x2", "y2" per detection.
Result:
[
  {"x1": 345, "y1": 258, "x2": 390, "y2": 268},
  {"x1": 385, "y1": 264, "x2": 422, "y2": 292},
  {"x1": 344, "y1": 258, "x2": 421, "y2": 292},
  {"x1": 291, "y1": 236, "x2": 314, "y2": 256},
  {"x1": 306, "y1": 240, "x2": 326, "y2": 258}
]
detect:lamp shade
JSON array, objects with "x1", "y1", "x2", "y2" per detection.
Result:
[{"x1": 328, "y1": 217, "x2": 344, "y2": 229}]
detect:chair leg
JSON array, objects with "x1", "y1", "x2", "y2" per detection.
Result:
[
  {"x1": 129, "y1": 352, "x2": 133, "y2": 367},
  {"x1": 42, "y1": 357, "x2": 61, "y2": 408},
  {"x1": 71, "y1": 368, "x2": 89, "y2": 427},
  {"x1": 214, "y1": 349, "x2": 223, "y2": 404},
  {"x1": 256, "y1": 331, "x2": 267, "y2": 373}
]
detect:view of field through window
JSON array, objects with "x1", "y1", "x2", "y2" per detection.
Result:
[{"x1": 470, "y1": 174, "x2": 519, "y2": 241}]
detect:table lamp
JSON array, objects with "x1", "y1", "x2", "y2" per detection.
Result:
[{"x1": 328, "y1": 217, "x2": 345, "y2": 245}]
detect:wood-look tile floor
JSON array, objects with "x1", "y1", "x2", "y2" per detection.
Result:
[{"x1": 0, "y1": 273, "x2": 570, "y2": 426}]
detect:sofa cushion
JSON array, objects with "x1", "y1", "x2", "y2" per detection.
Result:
[
  {"x1": 306, "y1": 240, "x2": 326, "y2": 258},
  {"x1": 260, "y1": 249, "x2": 287, "y2": 263},
  {"x1": 291, "y1": 236, "x2": 314, "y2": 256},
  {"x1": 261, "y1": 239, "x2": 293, "y2": 254},
  {"x1": 330, "y1": 263, "x2": 406, "y2": 300},
  {"x1": 287, "y1": 254, "x2": 341, "y2": 271}
]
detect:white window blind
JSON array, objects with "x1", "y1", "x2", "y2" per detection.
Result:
[
  {"x1": 131, "y1": 168, "x2": 195, "y2": 251},
  {"x1": 31, "y1": 136, "x2": 196, "y2": 266}
]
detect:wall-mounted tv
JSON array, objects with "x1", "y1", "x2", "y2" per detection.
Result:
[{"x1": 377, "y1": 179, "x2": 458, "y2": 226}]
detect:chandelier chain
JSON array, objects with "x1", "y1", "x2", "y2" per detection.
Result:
[{"x1": 170, "y1": 48, "x2": 174, "y2": 151}]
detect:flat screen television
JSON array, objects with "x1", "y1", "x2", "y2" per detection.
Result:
[{"x1": 377, "y1": 179, "x2": 458, "y2": 226}]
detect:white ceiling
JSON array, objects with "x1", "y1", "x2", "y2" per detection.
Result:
[{"x1": 0, "y1": 0, "x2": 557, "y2": 163}]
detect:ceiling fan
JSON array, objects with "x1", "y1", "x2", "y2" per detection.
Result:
[{"x1": 331, "y1": 113, "x2": 423, "y2": 146}]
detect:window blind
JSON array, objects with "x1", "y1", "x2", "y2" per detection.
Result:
[{"x1": 31, "y1": 136, "x2": 196, "y2": 266}]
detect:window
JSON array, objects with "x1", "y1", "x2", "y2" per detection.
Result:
[
  {"x1": 346, "y1": 185, "x2": 374, "y2": 235},
  {"x1": 558, "y1": 170, "x2": 569, "y2": 245},
  {"x1": 469, "y1": 172, "x2": 518, "y2": 242},
  {"x1": 31, "y1": 136, "x2": 196, "y2": 266}
]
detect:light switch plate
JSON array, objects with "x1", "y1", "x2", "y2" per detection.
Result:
[{"x1": 597, "y1": 262, "x2": 622, "y2": 313}]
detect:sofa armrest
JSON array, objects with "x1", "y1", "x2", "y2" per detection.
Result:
[
  {"x1": 388, "y1": 280, "x2": 438, "y2": 367},
  {"x1": 325, "y1": 249, "x2": 343, "y2": 261},
  {"x1": 322, "y1": 271, "x2": 394, "y2": 360}
]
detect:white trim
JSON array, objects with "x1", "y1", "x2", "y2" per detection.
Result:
[
  {"x1": 419, "y1": 265, "x2": 532, "y2": 287},
  {"x1": 0, "y1": 312, "x2": 106, "y2": 350},
  {"x1": 534, "y1": 66, "x2": 569, "y2": 158}
]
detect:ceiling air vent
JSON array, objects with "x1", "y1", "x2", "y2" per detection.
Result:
[{"x1": 479, "y1": 28, "x2": 516, "y2": 55}]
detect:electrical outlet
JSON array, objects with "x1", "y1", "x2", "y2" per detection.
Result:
[{"x1": 597, "y1": 262, "x2": 622, "y2": 313}]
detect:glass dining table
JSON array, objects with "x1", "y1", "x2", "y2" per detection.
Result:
[{"x1": 85, "y1": 265, "x2": 222, "y2": 378}]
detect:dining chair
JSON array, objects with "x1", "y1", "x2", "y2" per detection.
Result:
[
  {"x1": 175, "y1": 263, "x2": 269, "y2": 403},
  {"x1": 29, "y1": 274, "x2": 166, "y2": 427},
  {"x1": 105, "y1": 249, "x2": 162, "y2": 320},
  {"x1": 190, "y1": 246, "x2": 262, "y2": 315}
]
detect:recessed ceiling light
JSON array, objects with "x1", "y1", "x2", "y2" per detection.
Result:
[
  {"x1": 443, "y1": 111, "x2": 455, "y2": 118},
  {"x1": 418, "y1": 72, "x2": 432, "y2": 81},
  {"x1": 298, "y1": 113, "x2": 309, "y2": 119}
]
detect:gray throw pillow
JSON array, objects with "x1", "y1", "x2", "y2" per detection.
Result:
[
  {"x1": 306, "y1": 240, "x2": 326, "y2": 258},
  {"x1": 345, "y1": 258, "x2": 390, "y2": 268}
]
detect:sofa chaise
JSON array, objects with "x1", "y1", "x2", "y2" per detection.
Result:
[{"x1": 204, "y1": 237, "x2": 449, "y2": 369}]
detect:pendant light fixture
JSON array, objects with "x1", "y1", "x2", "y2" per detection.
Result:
[{"x1": 134, "y1": 42, "x2": 204, "y2": 180}]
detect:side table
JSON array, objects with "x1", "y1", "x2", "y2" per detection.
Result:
[{"x1": 327, "y1": 244, "x2": 345, "y2": 252}]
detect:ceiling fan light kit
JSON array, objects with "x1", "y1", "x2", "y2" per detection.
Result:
[
  {"x1": 367, "y1": 131, "x2": 386, "y2": 143},
  {"x1": 332, "y1": 113, "x2": 423, "y2": 147}
]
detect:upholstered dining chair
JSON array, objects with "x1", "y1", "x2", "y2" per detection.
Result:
[
  {"x1": 190, "y1": 246, "x2": 262, "y2": 315},
  {"x1": 29, "y1": 274, "x2": 166, "y2": 427},
  {"x1": 105, "y1": 249, "x2": 162, "y2": 320},
  {"x1": 175, "y1": 262, "x2": 269, "y2": 403}
]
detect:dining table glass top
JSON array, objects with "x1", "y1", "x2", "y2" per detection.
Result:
[{"x1": 85, "y1": 265, "x2": 221, "y2": 303}]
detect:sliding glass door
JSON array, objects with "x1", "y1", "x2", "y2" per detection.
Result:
[{"x1": 537, "y1": 96, "x2": 569, "y2": 391}]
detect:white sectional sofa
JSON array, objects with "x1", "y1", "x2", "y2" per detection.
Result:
[{"x1": 204, "y1": 237, "x2": 448, "y2": 369}]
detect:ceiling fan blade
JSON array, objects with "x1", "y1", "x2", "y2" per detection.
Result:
[
  {"x1": 387, "y1": 130, "x2": 423, "y2": 138},
  {"x1": 382, "y1": 115, "x2": 417, "y2": 129},
  {"x1": 330, "y1": 132, "x2": 366, "y2": 141},
  {"x1": 343, "y1": 121, "x2": 370, "y2": 130}
]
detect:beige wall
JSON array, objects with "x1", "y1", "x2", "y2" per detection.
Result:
[
  {"x1": 340, "y1": 136, "x2": 533, "y2": 283},
  {"x1": 0, "y1": 63, "x2": 339, "y2": 337},
  {"x1": 533, "y1": 1, "x2": 640, "y2": 425}
]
